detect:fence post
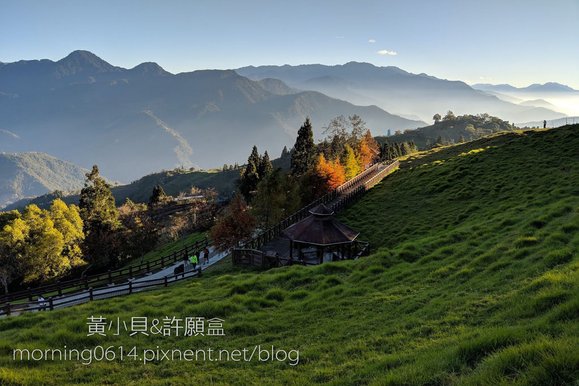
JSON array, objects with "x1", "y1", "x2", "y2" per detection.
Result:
[
  {"x1": 161, "y1": 255, "x2": 165, "y2": 267},
  {"x1": 49, "y1": 297, "x2": 54, "y2": 311},
  {"x1": 89, "y1": 287, "x2": 94, "y2": 301},
  {"x1": 164, "y1": 276, "x2": 168, "y2": 287},
  {"x1": 129, "y1": 281, "x2": 133, "y2": 295},
  {"x1": 5, "y1": 303, "x2": 10, "y2": 316},
  {"x1": 129, "y1": 266, "x2": 133, "y2": 278},
  {"x1": 84, "y1": 278, "x2": 89, "y2": 290},
  {"x1": 146, "y1": 261, "x2": 150, "y2": 272},
  {"x1": 197, "y1": 268, "x2": 202, "y2": 277}
]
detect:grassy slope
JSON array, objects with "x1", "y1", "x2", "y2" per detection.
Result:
[{"x1": 0, "y1": 126, "x2": 578, "y2": 385}]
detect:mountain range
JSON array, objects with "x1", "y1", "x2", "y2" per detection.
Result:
[
  {"x1": 472, "y1": 82, "x2": 577, "y2": 93},
  {"x1": 236, "y1": 63, "x2": 565, "y2": 124},
  {"x1": 0, "y1": 152, "x2": 87, "y2": 208},
  {"x1": 0, "y1": 51, "x2": 424, "y2": 182},
  {"x1": 0, "y1": 51, "x2": 571, "y2": 184}
]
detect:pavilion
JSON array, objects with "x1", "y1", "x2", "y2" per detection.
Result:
[{"x1": 282, "y1": 204, "x2": 361, "y2": 265}]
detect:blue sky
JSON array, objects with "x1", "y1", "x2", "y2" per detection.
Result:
[{"x1": 1, "y1": 0, "x2": 578, "y2": 88}]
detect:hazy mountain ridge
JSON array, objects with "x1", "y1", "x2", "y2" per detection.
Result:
[
  {"x1": 473, "y1": 82, "x2": 577, "y2": 93},
  {"x1": 0, "y1": 152, "x2": 88, "y2": 208},
  {"x1": 0, "y1": 52, "x2": 423, "y2": 182},
  {"x1": 236, "y1": 62, "x2": 565, "y2": 123}
]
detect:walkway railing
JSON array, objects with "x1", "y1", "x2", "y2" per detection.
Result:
[
  {"x1": 0, "y1": 237, "x2": 210, "y2": 306},
  {"x1": 0, "y1": 268, "x2": 203, "y2": 317},
  {"x1": 233, "y1": 240, "x2": 370, "y2": 269}
]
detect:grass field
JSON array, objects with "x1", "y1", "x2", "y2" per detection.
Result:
[
  {"x1": 119, "y1": 231, "x2": 208, "y2": 269},
  {"x1": 0, "y1": 126, "x2": 577, "y2": 385}
]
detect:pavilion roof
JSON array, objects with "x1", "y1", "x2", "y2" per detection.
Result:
[{"x1": 283, "y1": 204, "x2": 359, "y2": 246}]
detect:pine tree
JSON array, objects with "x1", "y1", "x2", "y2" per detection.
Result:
[
  {"x1": 149, "y1": 184, "x2": 168, "y2": 207},
  {"x1": 291, "y1": 118, "x2": 316, "y2": 176},
  {"x1": 258, "y1": 151, "x2": 273, "y2": 179},
  {"x1": 79, "y1": 165, "x2": 121, "y2": 267},
  {"x1": 239, "y1": 146, "x2": 261, "y2": 200},
  {"x1": 281, "y1": 146, "x2": 290, "y2": 159},
  {"x1": 252, "y1": 169, "x2": 299, "y2": 228}
]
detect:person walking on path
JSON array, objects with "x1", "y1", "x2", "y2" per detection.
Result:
[
  {"x1": 203, "y1": 247, "x2": 210, "y2": 265},
  {"x1": 37, "y1": 295, "x2": 46, "y2": 311},
  {"x1": 189, "y1": 252, "x2": 199, "y2": 270}
]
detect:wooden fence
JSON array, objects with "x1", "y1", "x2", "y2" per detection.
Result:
[
  {"x1": 0, "y1": 237, "x2": 209, "y2": 306},
  {"x1": 0, "y1": 267, "x2": 203, "y2": 317}
]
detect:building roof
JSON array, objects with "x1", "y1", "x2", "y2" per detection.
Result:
[{"x1": 283, "y1": 204, "x2": 359, "y2": 246}]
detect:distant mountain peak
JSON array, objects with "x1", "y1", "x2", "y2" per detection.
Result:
[
  {"x1": 473, "y1": 82, "x2": 576, "y2": 93},
  {"x1": 130, "y1": 62, "x2": 170, "y2": 76},
  {"x1": 523, "y1": 82, "x2": 575, "y2": 92},
  {"x1": 343, "y1": 61, "x2": 374, "y2": 67},
  {"x1": 56, "y1": 50, "x2": 118, "y2": 75}
]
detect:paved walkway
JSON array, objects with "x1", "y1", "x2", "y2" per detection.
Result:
[{"x1": 4, "y1": 247, "x2": 229, "y2": 315}]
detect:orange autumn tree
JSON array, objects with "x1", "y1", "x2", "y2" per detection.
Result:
[
  {"x1": 316, "y1": 154, "x2": 346, "y2": 192},
  {"x1": 357, "y1": 130, "x2": 380, "y2": 169}
]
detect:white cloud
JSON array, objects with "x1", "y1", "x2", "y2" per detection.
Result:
[
  {"x1": 0, "y1": 129, "x2": 20, "y2": 139},
  {"x1": 368, "y1": 39, "x2": 376, "y2": 43},
  {"x1": 377, "y1": 49, "x2": 397, "y2": 56}
]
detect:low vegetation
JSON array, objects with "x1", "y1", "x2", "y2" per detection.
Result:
[
  {"x1": 0, "y1": 125, "x2": 576, "y2": 384},
  {"x1": 377, "y1": 112, "x2": 515, "y2": 149}
]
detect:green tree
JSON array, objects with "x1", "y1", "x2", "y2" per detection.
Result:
[
  {"x1": 343, "y1": 144, "x2": 361, "y2": 180},
  {"x1": 119, "y1": 199, "x2": 158, "y2": 259},
  {"x1": 149, "y1": 184, "x2": 168, "y2": 207},
  {"x1": 443, "y1": 110, "x2": 456, "y2": 121},
  {"x1": 210, "y1": 194, "x2": 256, "y2": 250},
  {"x1": 79, "y1": 165, "x2": 121, "y2": 267},
  {"x1": 22, "y1": 205, "x2": 66, "y2": 283},
  {"x1": 49, "y1": 199, "x2": 85, "y2": 268},
  {"x1": 258, "y1": 151, "x2": 273, "y2": 180},
  {"x1": 0, "y1": 217, "x2": 28, "y2": 293},
  {"x1": 291, "y1": 118, "x2": 316, "y2": 176},
  {"x1": 239, "y1": 146, "x2": 261, "y2": 200},
  {"x1": 252, "y1": 169, "x2": 300, "y2": 228}
]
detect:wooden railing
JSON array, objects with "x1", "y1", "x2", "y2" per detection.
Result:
[
  {"x1": 0, "y1": 267, "x2": 203, "y2": 317},
  {"x1": 233, "y1": 240, "x2": 370, "y2": 269},
  {"x1": 0, "y1": 237, "x2": 209, "y2": 306}
]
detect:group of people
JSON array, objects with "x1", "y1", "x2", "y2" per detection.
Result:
[{"x1": 184, "y1": 247, "x2": 210, "y2": 270}]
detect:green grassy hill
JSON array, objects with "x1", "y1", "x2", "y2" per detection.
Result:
[
  {"x1": 0, "y1": 126, "x2": 577, "y2": 385},
  {"x1": 377, "y1": 114, "x2": 515, "y2": 149}
]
